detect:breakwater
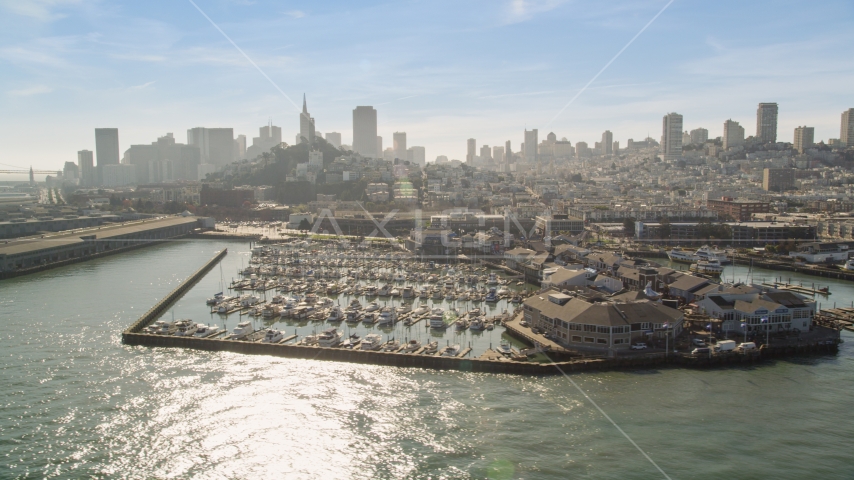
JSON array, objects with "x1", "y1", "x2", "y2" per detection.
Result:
[
  {"x1": 123, "y1": 248, "x2": 228, "y2": 335},
  {"x1": 119, "y1": 331, "x2": 840, "y2": 374}
]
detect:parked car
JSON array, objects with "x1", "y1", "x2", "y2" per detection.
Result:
[
  {"x1": 631, "y1": 343, "x2": 647, "y2": 350},
  {"x1": 520, "y1": 320, "x2": 528, "y2": 327},
  {"x1": 738, "y1": 342, "x2": 757, "y2": 350},
  {"x1": 692, "y1": 338, "x2": 706, "y2": 347},
  {"x1": 692, "y1": 347, "x2": 711, "y2": 355}
]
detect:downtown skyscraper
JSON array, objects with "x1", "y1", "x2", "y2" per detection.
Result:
[{"x1": 352, "y1": 106, "x2": 378, "y2": 157}]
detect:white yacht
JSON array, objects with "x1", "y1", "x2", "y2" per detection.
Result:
[
  {"x1": 497, "y1": 286, "x2": 510, "y2": 296},
  {"x1": 469, "y1": 318, "x2": 485, "y2": 331},
  {"x1": 429, "y1": 308, "x2": 447, "y2": 329},
  {"x1": 667, "y1": 247, "x2": 699, "y2": 264},
  {"x1": 229, "y1": 321, "x2": 254, "y2": 339},
  {"x1": 843, "y1": 258, "x2": 854, "y2": 271},
  {"x1": 389, "y1": 287, "x2": 400, "y2": 297},
  {"x1": 347, "y1": 299, "x2": 363, "y2": 311},
  {"x1": 498, "y1": 340, "x2": 513, "y2": 355},
  {"x1": 173, "y1": 321, "x2": 199, "y2": 336},
  {"x1": 260, "y1": 329, "x2": 284, "y2": 343},
  {"x1": 364, "y1": 301, "x2": 380, "y2": 312},
  {"x1": 487, "y1": 272, "x2": 499, "y2": 285},
  {"x1": 206, "y1": 292, "x2": 225, "y2": 305},
  {"x1": 485, "y1": 287, "x2": 498, "y2": 303},
  {"x1": 317, "y1": 328, "x2": 343, "y2": 348},
  {"x1": 442, "y1": 344, "x2": 461, "y2": 357},
  {"x1": 262, "y1": 304, "x2": 282, "y2": 318},
  {"x1": 193, "y1": 325, "x2": 220, "y2": 338},
  {"x1": 422, "y1": 340, "x2": 439, "y2": 354},
  {"x1": 695, "y1": 245, "x2": 730, "y2": 264},
  {"x1": 412, "y1": 303, "x2": 430, "y2": 316},
  {"x1": 401, "y1": 339, "x2": 421, "y2": 353},
  {"x1": 378, "y1": 308, "x2": 397, "y2": 326},
  {"x1": 402, "y1": 286, "x2": 414, "y2": 298},
  {"x1": 326, "y1": 306, "x2": 344, "y2": 322},
  {"x1": 378, "y1": 284, "x2": 392, "y2": 296},
  {"x1": 381, "y1": 339, "x2": 401, "y2": 352},
  {"x1": 689, "y1": 259, "x2": 724, "y2": 276},
  {"x1": 359, "y1": 333, "x2": 383, "y2": 350}
]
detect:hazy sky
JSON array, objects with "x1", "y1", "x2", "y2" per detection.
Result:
[{"x1": 1, "y1": 0, "x2": 853, "y2": 172}]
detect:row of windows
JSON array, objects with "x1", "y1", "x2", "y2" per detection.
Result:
[{"x1": 570, "y1": 336, "x2": 627, "y2": 345}]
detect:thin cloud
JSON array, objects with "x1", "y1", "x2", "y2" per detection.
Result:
[
  {"x1": 128, "y1": 81, "x2": 156, "y2": 91},
  {"x1": 283, "y1": 10, "x2": 306, "y2": 19},
  {"x1": 502, "y1": 0, "x2": 567, "y2": 25},
  {"x1": 7, "y1": 85, "x2": 53, "y2": 96},
  {"x1": 0, "y1": 0, "x2": 83, "y2": 22}
]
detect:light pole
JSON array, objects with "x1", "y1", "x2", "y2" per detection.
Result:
[
  {"x1": 741, "y1": 322, "x2": 748, "y2": 344},
  {"x1": 761, "y1": 316, "x2": 769, "y2": 346}
]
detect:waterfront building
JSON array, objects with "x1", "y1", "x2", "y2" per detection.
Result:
[
  {"x1": 124, "y1": 133, "x2": 201, "y2": 184},
  {"x1": 695, "y1": 288, "x2": 814, "y2": 336},
  {"x1": 0, "y1": 216, "x2": 202, "y2": 273},
  {"x1": 522, "y1": 289, "x2": 684, "y2": 352}
]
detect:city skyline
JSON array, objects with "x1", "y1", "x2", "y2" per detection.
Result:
[{"x1": 1, "y1": 0, "x2": 853, "y2": 171}]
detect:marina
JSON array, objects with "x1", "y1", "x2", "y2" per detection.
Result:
[{"x1": 122, "y1": 236, "x2": 841, "y2": 373}]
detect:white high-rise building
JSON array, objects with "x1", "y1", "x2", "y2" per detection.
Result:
[
  {"x1": 325, "y1": 132, "x2": 342, "y2": 148},
  {"x1": 723, "y1": 119, "x2": 745, "y2": 150},
  {"x1": 352, "y1": 106, "x2": 378, "y2": 157},
  {"x1": 187, "y1": 127, "x2": 234, "y2": 166},
  {"x1": 661, "y1": 113, "x2": 683, "y2": 160},
  {"x1": 393, "y1": 132, "x2": 407, "y2": 160},
  {"x1": 793, "y1": 126, "x2": 815, "y2": 154},
  {"x1": 466, "y1": 138, "x2": 476, "y2": 163},
  {"x1": 407, "y1": 146, "x2": 426, "y2": 167},
  {"x1": 689, "y1": 128, "x2": 709, "y2": 145},
  {"x1": 309, "y1": 150, "x2": 324, "y2": 168},
  {"x1": 492, "y1": 146, "x2": 505, "y2": 163},
  {"x1": 524, "y1": 129, "x2": 538, "y2": 163}
]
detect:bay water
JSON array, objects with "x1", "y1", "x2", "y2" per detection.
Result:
[{"x1": 2, "y1": 240, "x2": 853, "y2": 479}]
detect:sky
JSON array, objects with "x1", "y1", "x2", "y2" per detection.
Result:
[{"x1": 1, "y1": 0, "x2": 853, "y2": 174}]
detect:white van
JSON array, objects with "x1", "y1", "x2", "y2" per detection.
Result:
[
  {"x1": 715, "y1": 340, "x2": 736, "y2": 352},
  {"x1": 738, "y1": 342, "x2": 756, "y2": 351}
]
